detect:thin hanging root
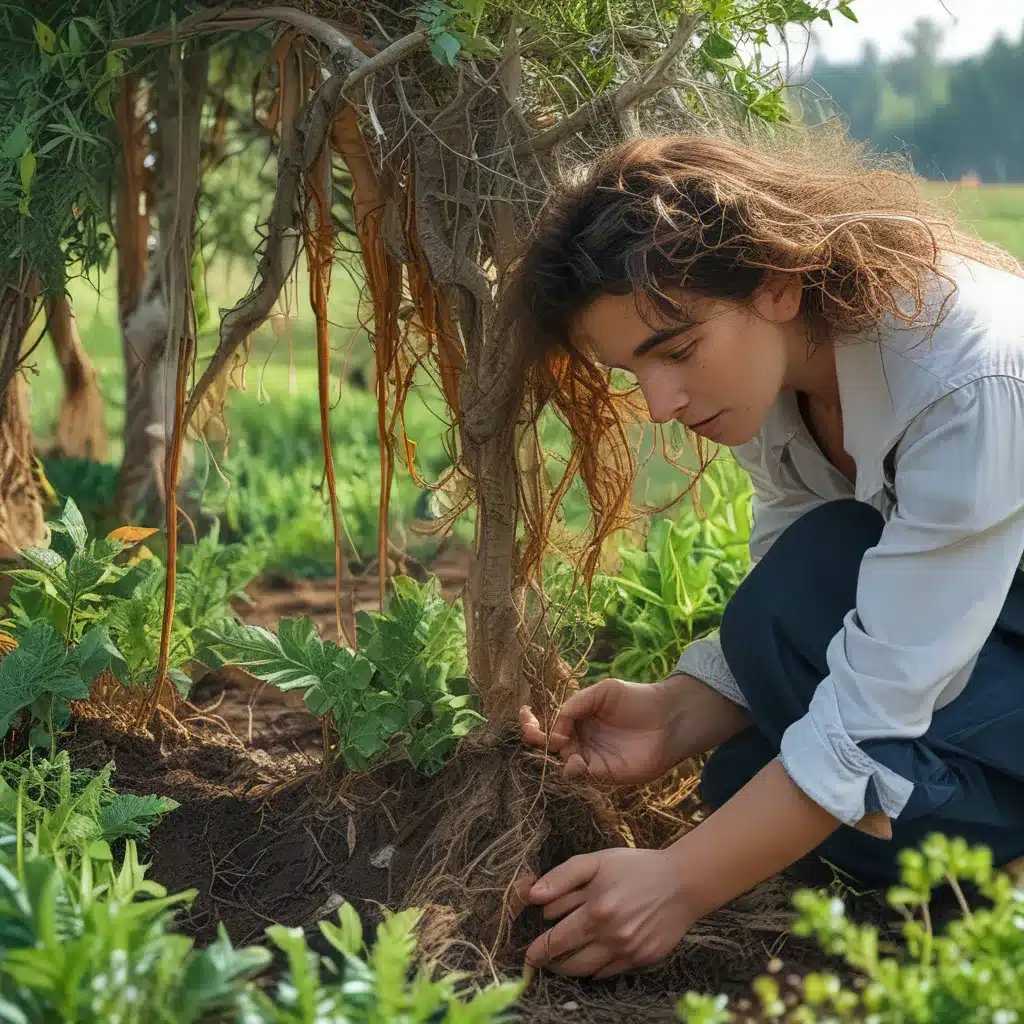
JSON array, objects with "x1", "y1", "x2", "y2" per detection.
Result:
[
  {"x1": 331, "y1": 105, "x2": 403, "y2": 610},
  {"x1": 115, "y1": 76, "x2": 150, "y2": 324},
  {"x1": 304, "y1": 111, "x2": 352, "y2": 648}
]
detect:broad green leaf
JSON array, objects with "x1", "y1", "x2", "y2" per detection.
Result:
[
  {"x1": 430, "y1": 30, "x2": 462, "y2": 66},
  {"x1": 199, "y1": 617, "x2": 329, "y2": 691},
  {"x1": 0, "y1": 623, "x2": 85, "y2": 738},
  {"x1": 701, "y1": 30, "x2": 736, "y2": 60},
  {"x1": 99, "y1": 793, "x2": 179, "y2": 842},
  {"x1": 33, "y1": 21, "x2": 56, "y2": 54},
  {"x1": 75, "y1": 625, "x2": 129, "y2": 684},
  {"x1": 27, "y1": 726, "x2": 50, "y2": 750},
  {"x1": 2, "y1": 126, "x2": 30, "y2": 159},
  {"x1": 838, "y1": 1, "x2": 857, "y2": 21}
]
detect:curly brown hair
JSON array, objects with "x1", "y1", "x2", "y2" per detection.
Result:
[{"x1": 502, "y1": 127, "x2": 1022, "y2": 581}]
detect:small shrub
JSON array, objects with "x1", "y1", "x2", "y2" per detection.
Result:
[
  {"x1": 201, "y1": 575, "x2": 485, "y2": 774},
  {"x1": 677, "y1": 834, "x2": 1024, "y2": 1023}
]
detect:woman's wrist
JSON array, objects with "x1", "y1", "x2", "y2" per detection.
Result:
[{"x1": 655, "y1": 671, "x2": 751, "y2": 766}]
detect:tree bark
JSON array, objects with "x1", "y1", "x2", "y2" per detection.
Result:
[
  {"x1": 48, "y1": 294, "x2": 109, "y2": 461},
  {"x1": 0, "y1": 274, "x2": 45, "y2": 559},
  {"x1": 114, "y1": 50, "x2": 209, "y2": 522},
  {"x1": 114, "y1": 76, "x2": 152, "y2": 515}
]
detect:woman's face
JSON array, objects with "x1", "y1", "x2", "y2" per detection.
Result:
[{"x1": 572, "y1": 277, "x2": 805, "y2": 446}]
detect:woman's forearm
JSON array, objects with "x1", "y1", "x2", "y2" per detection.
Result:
[
  {"x1": 665, "y1": 758, "x2": 840, "y2": 918},
  {"x1": 658, "y1": 671, "x2": 752, "y2": 764}
]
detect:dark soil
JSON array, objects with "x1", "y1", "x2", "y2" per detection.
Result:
[{"x1": 60, "y1": 542, "x2": 898, "y2": 1022}]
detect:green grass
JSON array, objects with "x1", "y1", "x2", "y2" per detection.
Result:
[{"x1": 924, "y1": 182, "x2": 1024, "y2": 261}]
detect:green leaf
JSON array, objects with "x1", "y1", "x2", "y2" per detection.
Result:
[
  {"x1": 99, "y1": 793, "x2": 179, "y2": 842},
  {"x1": 18, "y1": 148, "x2": 35, "y2": 197},
  {"x1": 2, "y1": 126, "x2": 30, "y2": 159},
  {"x1": 59, "y1": 498, "x2": 88, "y2": 553},
  {"x1": 430, "y1": 31, "x2": 462, "y2": 66},
  {"x1": 200, "y1": 617, "x2": 332, "y2": 691},
  {"x1": 0, "y1": 623, "x2": 86, "y2": 738},
  {"x1": 838, "y1": 2, "x2": 857, "y2": 21},
  {"x1": 701, "y1": 30, "x2": 736, "y2": 60},
  {"x1": 33, "y1": 21, "x2": 56, "y2": 54},
  {"x1": 319, "y1": 902, "x2": 364, "y2": 956},
  {"x1": 27, "y1": 726, "x2": 51, "y2": 750},
  {"x1": 75, "y1": 625, "x2": 129, "y2": 685},
  {"x1": 167, "y1": 668, "x2": 193, "y2": 699}
]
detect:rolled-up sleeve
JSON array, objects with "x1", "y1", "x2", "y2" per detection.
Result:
[
  {"x1": 780, "y1": 376, "x2": 1024, "y2": 826},
  {"x1": 674, "y1": 439, "x2": 825, "y2": 708}
]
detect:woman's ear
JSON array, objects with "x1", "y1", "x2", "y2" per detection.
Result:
[{"x1": 754, "y1": 272, "x2": 803, "y2": 323}]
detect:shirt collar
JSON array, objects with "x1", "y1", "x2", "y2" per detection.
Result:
[{"x1": 763, "y1": 338, "x2": 901, "y2": 500}]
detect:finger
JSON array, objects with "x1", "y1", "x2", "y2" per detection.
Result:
[
  {"x1": 528, "y1": 853, "x2": 600, "y2": 904},
  {"x1": 508, "y1": 867, "x2": 538, "y2": 920},
  {"x1": 525, "y1": 907, "x2": 592, "y2": 968},
  {"x1": 547, "y1": 941, "x2": 616, "y2": 978},
  {"x1": 541, "y1": 887, "x2": 587, "y2": 921},
  {"x1": 550, "y1": 680, "x2": 614, "y2": 733},
  {"x1": 562, "y1": 752, "x2": 590, "y2": 780},
  {"x1": 593, "y1": 957, "x2": 632, "y2": 980},
  {"x1": 519, "y1": 706, "x2": 571, "y2": 753}
]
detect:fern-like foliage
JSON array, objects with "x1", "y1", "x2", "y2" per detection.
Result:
[{"x1": 201, "y1": 577, "x2": 484, "y2": 775}]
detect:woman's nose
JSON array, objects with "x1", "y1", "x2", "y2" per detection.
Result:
[{"x1": 642, "y1": 380, "x2": 688, "y2": 424}]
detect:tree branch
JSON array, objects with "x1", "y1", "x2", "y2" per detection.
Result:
[
  {"x1": 509, "y1": 9, "x2": 700, "y2": 158},
  {"x1": 116, "y1": 8, "x2": 427, "y2": 99}
]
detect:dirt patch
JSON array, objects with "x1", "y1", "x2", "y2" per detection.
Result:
[{"x1": 60, "y1": 556, "x2": 896, "y2": 1022}]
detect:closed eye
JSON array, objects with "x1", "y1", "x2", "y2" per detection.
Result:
[{"x1": 665, "y1": 339, "x2": 698, "y2": 363}]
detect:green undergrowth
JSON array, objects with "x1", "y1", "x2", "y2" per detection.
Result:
[{"x1": 0, "y1": 749, "x2": 523, "y2": 1023}]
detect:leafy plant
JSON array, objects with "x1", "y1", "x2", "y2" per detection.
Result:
[
  {"x1": 201, "y1": 576, "x2": 485, "y2": 774},
  {"x1": 237, "y1": 901, "x2": 522, "y2": 1023},
  {"x1": 678, "y1": 833, "x2": 1024, "y2": 1024},
  {"x1": 0, "y1": 751, "x2": 178, "y2": 858},
  {"x1": 590, "y1": 458, "x2": 753, "y2": 683},
  {"x1": 0, "y1": 841, "x2": 270, "y2": 1024},
  {"x1": 1, "y1": 497, "x2": 266, "y2": 705},
  {"x1": 0, "y1": 621, "x2": 127, "y2": 751}
]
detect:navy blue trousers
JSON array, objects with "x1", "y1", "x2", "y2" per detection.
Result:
[{"x1": 701, "y1": 499, "x2": 1024, "y2": 887}]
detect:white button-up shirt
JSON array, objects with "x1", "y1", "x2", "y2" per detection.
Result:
[{"x1": 675, "y1": 257, "x2": 1024, "y2": 829}]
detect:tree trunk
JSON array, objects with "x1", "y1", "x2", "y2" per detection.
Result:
[
  {"x1": 48, "y1": 294, "x2": 109, "y2": 461},
  {"x1": 0, "y1": 274, "x2": 45, "y2": 559},
  {"x1": 114, "y1": 50, "x2": 208, "y2": 523},
  {"x1": 114, "y1": 76, "x2": 152, "y2": 516}
]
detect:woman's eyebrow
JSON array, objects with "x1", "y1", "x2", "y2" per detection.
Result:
[{"x1": 632, "y1": 322, "x2": 696, "y2": 358}]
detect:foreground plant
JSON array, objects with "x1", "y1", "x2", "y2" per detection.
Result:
[
  {"x1": 678, "y1": 833, "x2": 1024, "y2": 1023},
  {"x1": 237, "y1": 902, "x2": 522, "y2": 1023},
  {"x1": 201, "y1": 575, "x2": 484, "y2": 774}
]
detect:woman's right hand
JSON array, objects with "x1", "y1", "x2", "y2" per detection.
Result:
[
  {"x1": 519, "y1": 676, "x2": 686, "y2": 786},
  {"x1": 520, "y1": 673, "x2": 751, "y2": 787}
]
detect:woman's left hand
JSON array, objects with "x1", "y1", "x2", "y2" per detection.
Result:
[{"x1": 523, "y1": 848, "x2": 697, "y2": 978}]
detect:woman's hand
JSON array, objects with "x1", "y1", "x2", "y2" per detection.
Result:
[
  {"x1": 523, "y1": 848, "x2": 697, "y2": 978},
  {"x1": 520, "y1": 673, "x2": 750, "y2": 787},
  {"x1": 519, "y1": 677, "x2": 684, "y2": 786}
]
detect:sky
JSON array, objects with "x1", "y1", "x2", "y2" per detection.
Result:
[{"x1": 777, "y1": 1, "x2": 1024, "y2": 69}]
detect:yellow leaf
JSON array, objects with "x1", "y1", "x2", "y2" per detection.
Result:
[
  {"x1": 107, "y1": 526, "x2": 160, "y2": 544},
  {"x1": 0, "y1": 632, "x2": 17, "y2": 655},
  {"x1": 34, "y1": 20, "x2": 56, "y2": 54}
]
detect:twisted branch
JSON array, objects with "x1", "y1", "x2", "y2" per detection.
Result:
[{"x1": 508, "y1": 9, "x2": 700, "y2": 158}]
